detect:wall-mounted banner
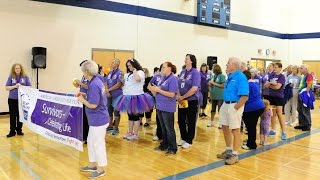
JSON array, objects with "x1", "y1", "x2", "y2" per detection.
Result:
[{"x1": 18, "y1": 86, "x2": 83, "y2": 151}]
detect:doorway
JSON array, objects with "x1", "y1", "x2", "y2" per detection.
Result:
[
  {"x1": 92, "y1": 49, "x2": 134, "y2": 74},
  {"x1": 303, "y1": 60, "x2": 320, "y2": 83},
  {"x1": 250, "y1": 58, "x2": 281, "y2": 69}
]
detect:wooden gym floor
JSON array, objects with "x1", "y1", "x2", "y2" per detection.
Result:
[{"x1": 0, "y1": 101, "x2": 320, "y2": 180}]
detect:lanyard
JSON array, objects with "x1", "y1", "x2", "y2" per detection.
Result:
[
  {"x1": 183, "y1": 68, "x2": 193, "y2": 80},
  {"x1": 16, "y1": 75, "x2": 21, "y2": 83},
  {"x1": 127, "y1": 72, "x2": 133, "y2": 81},
  {"x1": 158, "y1": 73, "x2": 172, "y2": 86},
  {"x1": 110, "y1": 69, "x2": 119, "y2": 79}
]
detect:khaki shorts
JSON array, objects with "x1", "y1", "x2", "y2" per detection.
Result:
[{"x1": 219, "y1": 102, "x2": 244, "y2": 129}]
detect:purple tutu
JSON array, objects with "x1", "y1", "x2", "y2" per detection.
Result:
[{"x1": 113, "y1": 93, "x2": 155, "y2": 114}]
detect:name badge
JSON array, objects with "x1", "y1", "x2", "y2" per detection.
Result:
[{"x1": 181, "y1": 82, "x2": 185, "y2": 88}]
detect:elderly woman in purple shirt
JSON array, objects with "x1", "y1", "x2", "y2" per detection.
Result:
[
  {"x1": 149, "y1": 62, "x2": 178, "y2": 155},
  {"x1": 177, "y1": 54, "x2": 201, "y2": 149},
  {"x1": 5, "y1": 63, "x2": 31, "y2": 138},
  {"x1": 78, "y1": 60, "x2": 109, "y2": 179}
]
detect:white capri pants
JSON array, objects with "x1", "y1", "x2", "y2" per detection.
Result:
[{"x1": 87, "y1": 123, "x2": 109, "y2": 166}]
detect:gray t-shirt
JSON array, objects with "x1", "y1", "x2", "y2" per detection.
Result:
[{"x1": 285, "y1": 74, "x2": 301, "y2": 89}]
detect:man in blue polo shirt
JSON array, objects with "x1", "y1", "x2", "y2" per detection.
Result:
[{"x1": 216, "y1": 57, "x2": 249, "y2": 165}]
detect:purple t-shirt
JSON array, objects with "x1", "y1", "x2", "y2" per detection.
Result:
[
  {"x1": 97, "y1": 74, "x2": 105, "y2": 83},
  {"x1": 155, "y1": 73, "x2": 178, "y2": 112},
  {"x1": 5, "y1": 75, "x2": 31, "y2": 99},
  {"x1": 262, "y1": 72, "x2": 273, "y2": 96},
  {"x1": 104, "y1": 69, "x2": 123, "y2": 98},
  {"x1": 85, "y1": 76, "x2": 110, "y2": 126},
  {"x1": 80, "y1": 76, "x2": 89, "y2": 93},
  {"x1": 269, "y1": 73, "x2": 285, "y2": 98},
  {"x1": 261, "y1": 109, "x2": 271, "y2": 125},
  {"x1": 178, "y1": 68, "x2": 201, "y2": 101},
  {"x1": 149, "y1": 73, "x2": 162, "y2": 85},
  {"x1": 200, "y1": 71, "x2": 210, "y2": 92}
]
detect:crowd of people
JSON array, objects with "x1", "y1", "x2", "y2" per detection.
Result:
[{"x1": 4, "y1": 56, "x2": 317, "y2": 178}]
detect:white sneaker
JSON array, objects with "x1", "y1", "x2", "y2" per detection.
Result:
[
  {"x1": 123, "y1": 132, "x2": 132, "y2": 139},
  {"x1": 152, "y1": 136, "x2": 159, "y2": 141},
  {"x1": 285, "y1": 121, "x2": 290, "y2": 125},
  {"x1": 178, "y1": 140, "x2": 186, "y2": 146},
  {"x1": 182, "y1": 142, "x2": 192, "y2": 149},
  {"x1": 289, "y1": 123, "x2": 295, "y2": 127},
  {"x1": 127, "y1": 134, "x2": 139, "y2": 140},
  {"x1": 242, "y1": 139, "x2": 247, "y2": 145},
  {"x1": 263, "y1": 142, "x2": 270, "y2": 146},
  {"x1": 241, "y1": 145, "x2": 250, "y2": 150},
  {"x1": 207, "y1": 121, "x2": 213, "y2": 127}
]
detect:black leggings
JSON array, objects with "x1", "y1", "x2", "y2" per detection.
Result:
[
  {"x1": 242, "y1": 108, "x2": 264, "y2": 149},
  {"x1": 83, "y1": 105, "x2": 89, "y2": 141},
  {"x1": 8, "y1": 98, "x2": 23, "y2": 133},
  {"x1": 178, "y1": 100, "x2": 198, "y2": 144},
  {"x1": 200, "y1": 91, "x2": 208, "y2": 109}
]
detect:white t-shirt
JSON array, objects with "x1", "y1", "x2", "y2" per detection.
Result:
[{"x1": 123, "y1": 70, "x2": 145, "y2": 95}]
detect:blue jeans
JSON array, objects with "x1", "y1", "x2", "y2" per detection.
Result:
[
  {"x1": 157, "y1": 110, "x2": 177, "y2": 152},
  {"x1": 297, "y1": 97, "x2": 311, "y2": 128}
]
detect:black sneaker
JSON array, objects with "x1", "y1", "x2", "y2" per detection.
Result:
[
  {"x1": 6, "y1": 132, "x2": 16, "y2": 138},
  {"x1": 301, "y1": 127, "x2": 311, "y2": 131},
  {"x1": 144, "y1": 123, "x2": 150, "y2": 127},
  {"x1": 154, "y1": 146, "x2": 168, "y2": 151},
  {"x1": 202, "y1": 113, "x2": 208, "y2": 117},
  {"x1": 294, "y1": 126, "x2": 304, "y2": 129},
  {"x1": 165, "y1": 150, "x2": 176, "y2": 156},
  {"x1": 17, "y1": 131, "x2": 24, "y2": 136}
]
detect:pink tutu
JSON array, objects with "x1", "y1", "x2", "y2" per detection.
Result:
[{"x1": 113, "y1": 93, "x2": 155, "y2": 114}]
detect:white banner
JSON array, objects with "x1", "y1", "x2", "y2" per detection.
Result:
[{"x1": 18, "y1": 86, "x2": 83, "y2": 151}]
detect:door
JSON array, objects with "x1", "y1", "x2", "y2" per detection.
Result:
[
  {"x1": 251, "y1": 58, "x2": 281, "y2": 69},
  {"x1": 303, "y1": 61, "x2": 320, "y2": 84},
  {"x1": 250, "y1": 59, "x2": 264, "y2": 69},
  {"x1": 92, "y1": 49, "x2": 134, "y2": 74}
]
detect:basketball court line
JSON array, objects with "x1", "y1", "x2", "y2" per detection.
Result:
[{"x1": 160, "y1": 128, "x2": 320, "y2": 180}]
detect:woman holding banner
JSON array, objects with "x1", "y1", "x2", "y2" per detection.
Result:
[
  {"x1": 77, "y1": 60, "x2": 109, "y2": 179},
  {"x1": 5, "y1": 63, "x2": 31, "y2": 138}
]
